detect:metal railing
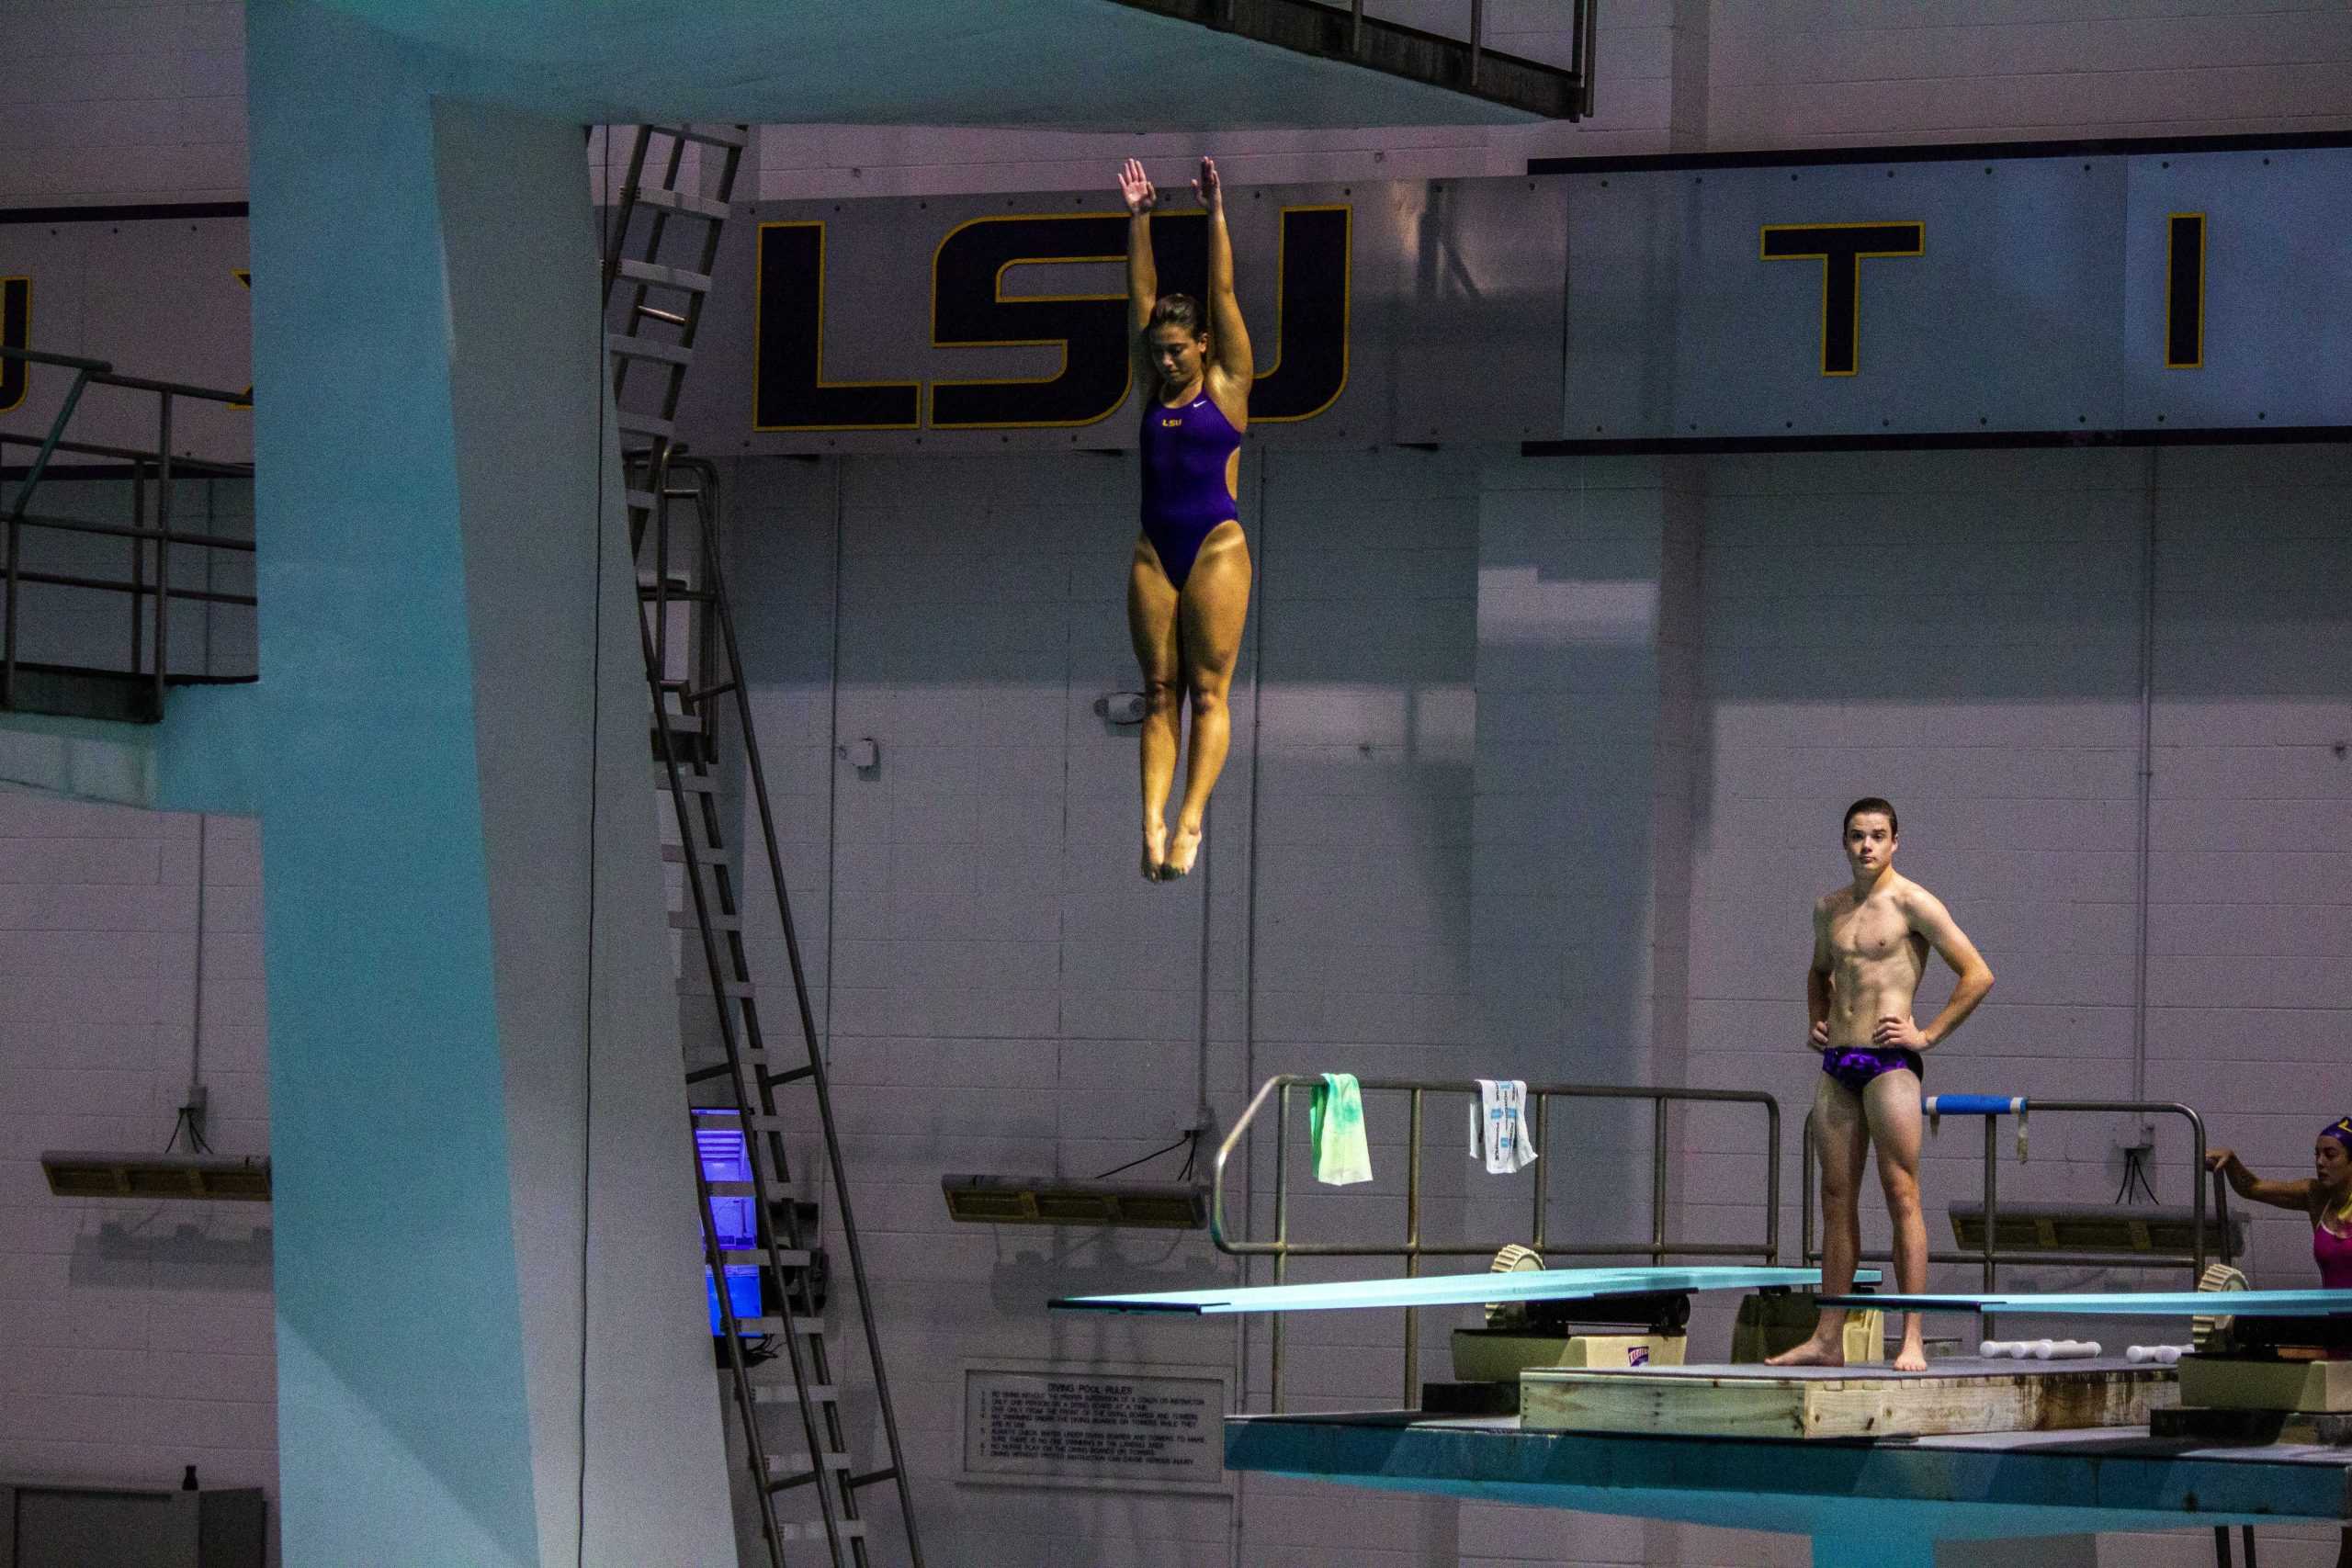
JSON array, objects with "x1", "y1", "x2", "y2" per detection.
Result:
[
  {"x1": 0, "y1": 345, "x2": 254, "y2": 718},
  {"x1": 1211, "y1": 1075, "x2": 1781, "y2": 1409},
  {"x1": 1148, "y1": 0, "x2": 1595, "y2": 119},
  {"x1": 1801, "y1": 1097, "x2": 2222, "y2": 1294},
  {"x1": 1338, "y1": 0, "x2": 1599, "y2": 114}
]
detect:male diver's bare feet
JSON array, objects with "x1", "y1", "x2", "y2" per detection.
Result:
[
  {"x1": 1892, "y1": 1337, "x2": 1928, "y2": 1372},
  {"x1": 1161, "y1": 821, "x2": 1204, "y2": 880},
  {"x1": 1765, "y1": 1337, "x2": 1845, "y2": 1369},
  {"x1": 1141, "y1": 821, "x2": 1169, "y2": 882}
]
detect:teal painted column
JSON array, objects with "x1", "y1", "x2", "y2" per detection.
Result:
[
  {"x1": 246, "y1": 5, "x2": 540, "y2": 1562},
  {"x1": 246, "y1": 5, "x2": 733, "y2": 1562}
]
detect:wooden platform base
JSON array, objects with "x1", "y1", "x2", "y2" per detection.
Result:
[
  {"x1": 2177, "y1": 1355, "x2": 2352, "y2": 1415},
  {"x1": 1522, "y1": 1358, "x2": 2176, "y2": 1440},
  {"x1": 1452, "y1": 1329, "x2": 1686, "y2": 1382}
]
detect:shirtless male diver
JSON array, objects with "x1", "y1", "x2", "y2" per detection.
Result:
[{"x1": 1769, "y1": 797, "x2": 1996, "y2": 1372}]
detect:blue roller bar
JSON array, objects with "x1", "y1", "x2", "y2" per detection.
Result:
[
  {"x1": 1820, "y1": 1288, "x2": 2352, "y2": 1316},
  {"x1": 1054, "y1": 1264, "x2": 1876, "y2": 1315},
  {"x1": 1922, "y1": 1094, "x2": 2022, "y2": 1116}
]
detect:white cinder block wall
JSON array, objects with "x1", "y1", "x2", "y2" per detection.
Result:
[
  {"x1": 0, "y1": 2, "x2": 245, "y2": 206},
  {"x1": 0, "y1": 803, "x2": 274, "y2": 1525}
]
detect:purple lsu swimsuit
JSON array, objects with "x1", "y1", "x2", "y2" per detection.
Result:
[
  {"x1": 1138, "y1": 391, "x2": 1242, "y2": 590},
  {"x1": 1819, "y1": 1043, "x2": 1924, "y2": 1095}
]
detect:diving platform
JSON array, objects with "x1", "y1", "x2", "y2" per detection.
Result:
[{"x1": 1224, "y1": 1405, "x2": 2352, "y2": 1568}]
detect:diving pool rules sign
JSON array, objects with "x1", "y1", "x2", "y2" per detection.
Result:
[{"x1": 962, "y1": 1365, "x2": 1228, "y2": 1493}]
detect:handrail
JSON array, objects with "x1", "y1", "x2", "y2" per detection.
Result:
[
  {"x1": 1212, "y1": 1074, "x2": 1781, "y2": 1410},
  {"x1": 0, "y1": 345, "x2": 254, "y2": 407},
  {"x1": 6, "y1": 509, "x2": 256, "y2": 554},
  {"x1": 1801, "y1": 1097, "x2": 2216, "y2": 1336},
  {"x1": 0, "y1": 346, "x2": 254, "y2": 715},
  {"x1": 1, "y1": 431, "x2": 253, "y2": 476}
]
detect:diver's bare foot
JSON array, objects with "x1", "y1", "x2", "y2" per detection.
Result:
[
  {"x1": 1141, "y1": 821, "x2": 1169, "y2": 881},
  {"x1": 1892, "y1": 1339, "x2": 1928, "y2": 1372},
  {"x1": 1162, "y1": 821, "x2": 1203, "y2": 879},
  {"x1": 1765, "y1": 1337, "x2": 1845, "y2": 1369}
]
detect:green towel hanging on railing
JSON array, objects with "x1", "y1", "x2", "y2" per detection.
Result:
[{"x1": 1309, "y1": 1073, "x2": 1372, "y2": 1186}]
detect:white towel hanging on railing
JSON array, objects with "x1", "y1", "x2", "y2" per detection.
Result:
[{"x1": 1470, "y1": 1079, "x2": 1538, "y2": 1174}]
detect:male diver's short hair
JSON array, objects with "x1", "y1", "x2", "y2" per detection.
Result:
[
  {"x1": 1147, "y1": 293, "x2": 1205, "y2": 336},
  {"x1": 1842, "y1": 796, "x2": 1899, "y2": 837}
]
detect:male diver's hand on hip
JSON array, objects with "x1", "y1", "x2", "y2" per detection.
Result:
[
  {"x1": 1872, "y1": 1014, "x2": 1928, "y2": 1049},
  {"x1": 1808, "y1": 1020, "x2": 1830, "y2": 1052}
]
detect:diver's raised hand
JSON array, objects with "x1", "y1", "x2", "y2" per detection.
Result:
[
  {"x1": 1118, "y1": 158, "x2": 1157, "y2": 215},
  {"x1": 1191, "y1": 155, "x2": 1222, "y2": 210}
]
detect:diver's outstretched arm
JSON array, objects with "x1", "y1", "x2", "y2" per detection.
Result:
[
  {"x1": 1122, "y1": 159, "x2": 1159, "y2": 391},
  {"x1": 1193, "y1": 157, "x2": 1252, "y2": 389}
]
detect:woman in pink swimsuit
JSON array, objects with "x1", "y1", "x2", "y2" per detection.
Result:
[
  {"x1": 2212, "y1": 1122, "x2": 2352, "y2": 1564},
  {"x1": 2205, "y1": 1117, "x2": 2352, "y2": 1288}
]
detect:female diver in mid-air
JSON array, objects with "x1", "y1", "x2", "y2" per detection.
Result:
[{"x1": 1119, "y1": 154, "x2": 1252, "y2": 882}]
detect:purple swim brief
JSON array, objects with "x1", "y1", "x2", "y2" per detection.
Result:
[{"x1": 1819, "y1": 1043, "x2": 1923, "y2": 1096}]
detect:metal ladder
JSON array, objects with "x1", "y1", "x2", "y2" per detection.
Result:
[{"x1": 599, "y1": 123, "x2": 924, "y2": 1568}]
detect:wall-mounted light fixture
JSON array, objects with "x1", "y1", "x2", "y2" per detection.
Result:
[
  {"x1": 42, "y1": 1150, "x2": 272, "y2": 1201},
  {"x1": 942, "y1": 1173, "x2": 1204, "y2": 1229}
]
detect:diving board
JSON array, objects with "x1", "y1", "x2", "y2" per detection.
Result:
[
  {"x1": 1055, "y1": 1265, "x2": 1873, "y2": 1315},
  {"x1": 1821, "y1": 1289, "x2": 2352, "y2": 1316}
]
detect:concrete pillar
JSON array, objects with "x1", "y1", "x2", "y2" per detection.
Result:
[{"x1": 246, "y1": 5, "x2": 734, "y2": 1562}]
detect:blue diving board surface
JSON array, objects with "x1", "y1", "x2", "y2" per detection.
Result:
[
  {"x1": 1822, "y1": 1288, "x2": 2352, "y2": 1316},
  {"x1": 1223, "y1": 1411, "x2": 2352, "y2": 1568},
  {"x1": 1054, "y1": 1265, "x2": 1875, "y2": 1315}
]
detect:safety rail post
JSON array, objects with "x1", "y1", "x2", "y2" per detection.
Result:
[
  {"x1": 3, "y1": 355, "x2": 102, "y2": 710},
  {"x1": 1212, "y1": 1076, "x2": 1781, "y2": 1411},
  {"x1": 1652, "y1": 1098, "x2": 1669, "y2": 1262},
  {"x1": 1578, "y1": 0, "x2": 1599, "y2": 115},
  {"x1": 129, "y1": 464, "x2": 147, "y2": 678},
  {"x1": 1983, "y1": 1116, "x2": 1999, "y2": 1340},
  {"x1": 1532, "y1": 1093, "x2": 1553, "y2": 1252},
  {"x1": 153, "y1": 394, "x2": 174, "y2": 716},
  {"x1": 1404, "y1": 1088, "x2": 1424, "y2": 1407},
  {"x1": 1272, "y1": 1079, "x2": 1292, "y2": 1407}
]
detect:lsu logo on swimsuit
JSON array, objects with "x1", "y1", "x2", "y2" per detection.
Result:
[{"x1": 754, "y1": 207, "x2": 1351, "y2": 433}]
